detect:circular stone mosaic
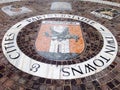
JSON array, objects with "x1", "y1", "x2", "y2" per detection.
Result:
[{"x1": 2, "y1": 14, "x2": 118, "y2": 79}]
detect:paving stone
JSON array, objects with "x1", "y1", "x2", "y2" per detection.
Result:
[
  {"x1": 92, "y1": 80, "x2": 100, "y2": 87},
  {"x1": 32, "y1": 84, "x2": 40, "y2": 89},
  {"x1": 85, "y1": 76, "x2": 92, "y2": 82},
  {"x1": 12, "y1": 75, "x2": 20, "y2": 81},
  {"x1": 65, "y1": 80, "x2": 71, "y2": 84},
  {"x1": 51, "y1": 2, "x2": 72, "y2": 11},
  {"x1": 46, "y1": 79, "x2": 52, "y2": 84},
  {"x1": 0, "y1": 73, "x2": 3, "y2": 78},
  {"x1": 108, "y1": 72, "x2": 116, "y2": 79},
  {"x1": 39, "y1": 78, "x2": 45, "y2": 84},
  {"x1": 64, "y1": 85, "x2": 71, "y2": 90},
  {"x1": 26, "y1": 88, "x2": 32, "y2": 90},
  {"x1": 99, "y1": 75, "x2": 112, "y2": 84},
  {"x1": 95, "y1": 87, "x2": 102, "y2": 90},
  {"x1": 112, "y1": 79, "x2": 120, "y2": 86},
  {"x1": 107, "y1": 82, "x2": 115, "y2": 89},
  {"x1": 95, "y1": 72, "x2": 104, "y2": 79},
  {"x1": 86, "y1": 82, "x2": 94, "y2": 90},
  {"x1": 112, "y1": 87, "x2": 120, "y2": 90},
  {"x1": 0, "y1": 86, "x2": 5, "y2": 90},
  {"x1": 46, "y1": 86, "x2": 55, "y2": 90},
  {"x1": 19, "y1": 86, "x2": 25, "y2": 90},
  {"x1": 101, "y1": 85, "x2": 110, "y2": 90},
  {"x1": 80, "y1": 84, "x2": 86, "y2": 90},
  {"x1": 18, "y1": 78, "x2": 26, "y2": 84},
  {"x1": 71, "y1": 79, "x2": 76, "y2": 85},
  {"x1": 3, "y1": 79, "x2": 14, "y2": 88},
  {"x1": 81, "y1": 78, "x2": 86, "y2": 83},
  {"x1": 39, "y1": 85, "x2": 46, "y2": 90},
  {"x1": 56, "y1": 86, "x2": 63, "y2": 90},
  {"x1": 0, "y1": 77, "x2": 8, "y2": 84},
  {"x1": 76, "y1": 79, "x2": 81, "y2": 85},
  {"x1": 72, "y1": 85, "x2": 79, "y2": 90},
  {"x1": 90, "y1": 75, "x2": 96, "y2": 80},
  {"x1": 0, "y1": 65, "x2": 5, "y2": 70}
]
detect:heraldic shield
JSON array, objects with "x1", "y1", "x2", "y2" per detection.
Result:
[{"x1": 35, "y1": 21, "x2": 85, "y2": 60}]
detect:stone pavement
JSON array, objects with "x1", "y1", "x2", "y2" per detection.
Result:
[
  {"x1": 0, "y1": 0, "x2": 120, "y2": 90},
  {"x1": 0, "y1": 0, "x2": 21, "y2": 3}
]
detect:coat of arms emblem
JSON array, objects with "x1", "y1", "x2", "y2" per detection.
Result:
[
  {"x1": 91, "y1": 8, "x2": 120, "y2": 20},
  {"x1": 35, "y1": 21, "x2": 85, "y2": 60}
]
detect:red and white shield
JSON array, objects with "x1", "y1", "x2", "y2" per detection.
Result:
[{"x1": 35, "y1": 21, "x2": 85, "y2": 60}]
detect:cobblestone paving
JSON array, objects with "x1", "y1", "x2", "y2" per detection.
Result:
[
  {"x1": 106, "y1": 0, "x2": 120, "y2": 3},
  {"x1": 0, "y1": 0, "x2": 120, "y2": 90}
]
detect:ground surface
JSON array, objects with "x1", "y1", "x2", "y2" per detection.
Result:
[{"x1": 0, "y1": 0, "x2": 120, "y2": 90}]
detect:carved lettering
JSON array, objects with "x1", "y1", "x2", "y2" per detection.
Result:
[
  {"x1": 93, "y1": 59, "x2": 104, "y2": 67},
  {"x1": 62, "y1": 67, "x2": 70, "y2": 77},
  {"x1": 85, "y1": 64, "x2": 97, "y2": 73},
  {"x1": 71, "y1": 66, "x2": 83, "y2": 76},
  {"x1": 30, "y1": 63, "x2": 40, "y2": 72}
]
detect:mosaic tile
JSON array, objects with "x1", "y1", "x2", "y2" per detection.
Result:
[{"x1": 0, "y1": 0, "x2": 120, "y2": 90}]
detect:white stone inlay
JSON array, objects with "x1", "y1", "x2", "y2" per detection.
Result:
[
  {"x1": 1, "y1": 5, "x2": 32, "y2": 16},
  {"x1": 0, "y1": 0, "x2": 21, "y2": 3},
  {"x1": 51, "y1": 2, "x2": 72, "y2": 11},
  {"x1": 2, "y1": 14, "x2": 118, "y2": 80},
  {"x1": 80, "y1": 0, "x2": 120, "y2": 7}
]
